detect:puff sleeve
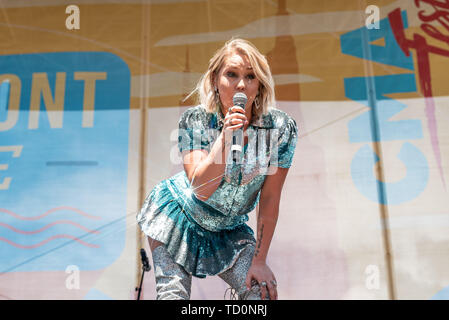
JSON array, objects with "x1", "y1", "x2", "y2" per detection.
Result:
[
  {"x1": 271, "y1": 116, "x2": 298, "y2": 168},
  {"x1": 178, "y1": 107, "x2": 213, "y2": 153}
]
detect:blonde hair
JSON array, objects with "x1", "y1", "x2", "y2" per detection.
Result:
[{"x1": 189, "y1": 38, "x2": 275, "y2": 116}]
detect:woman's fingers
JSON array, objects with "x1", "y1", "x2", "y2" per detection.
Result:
[
  {"x1": 245, "y1": 274, "x2": 253, "y2": 290},
  {"x1": 267, "y1": 281, "x2": 277, "y2": 300},
  {"x1": 225, "y1": 106, "x2": 247, "y2": 123},
  {"x1": 259, "y1": 281, "x2": 268, "y2": 300},
  {"x1": 224, "y1": 118, "x2": 245, "y2": 130},
  {"x1": 224, "y1": 109, "x2": 247, "y2": 131},
  {"x1": 258, "y1": 279, "x2": 278, "y2": 300},
  {"x1": 230, "y1": 105, "x2": 245, "y2": 114},
  {"x1": 225, "y1": 114, "x2": 246, "y2": 123},
  {"x1": 226, "y1": 117, "x2": 244, "y2": 126}
]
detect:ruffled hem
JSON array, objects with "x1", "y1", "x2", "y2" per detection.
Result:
[{"x1": 136, "y1": 178, "x2": 256, "y2": 278}]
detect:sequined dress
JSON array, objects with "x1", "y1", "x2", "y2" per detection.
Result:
[{"x1": 137, "y1": 105, "x2": 298, "y2": 278}]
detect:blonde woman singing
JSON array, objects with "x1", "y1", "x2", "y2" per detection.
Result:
[{"x1": 137, "y1": 38, "x2": 298, "y2": 300}]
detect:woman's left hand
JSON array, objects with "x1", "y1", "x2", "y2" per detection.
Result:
[{"x1": 245, "y1": 260, "x2": 278, "y2": 300}]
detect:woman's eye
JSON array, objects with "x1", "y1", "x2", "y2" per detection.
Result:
[
  {"x1": 226, "y1": 71, "x2": 236, "y2": 77},
  {"x1": 246, "y1": 74, "x2": 255, "y2": 80}
]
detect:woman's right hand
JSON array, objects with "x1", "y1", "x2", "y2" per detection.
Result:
[
  {"x1": 221, "y1": 105, "x2": 248, "y2": 156},
  {"x1": 223, "y1": 105, "x2": 248, "y2": 131}
]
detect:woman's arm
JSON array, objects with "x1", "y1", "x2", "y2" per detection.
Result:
[
  {"x1": 245, "y1": 166, "x2": 290, "y2": 300},
  {"x1": 182, "y1": 106, "x2": 247, "y2": 201},
  {"x1": 182, "y1": 130, "x2": 229, "y2": 201}
]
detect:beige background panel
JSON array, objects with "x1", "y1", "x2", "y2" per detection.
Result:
[
  {"x1": 382, "y1": 97, "x2": 449, "y2": 299},
  {"x1": 299, "y1": 100, "x2": 389, "y2": 299}
]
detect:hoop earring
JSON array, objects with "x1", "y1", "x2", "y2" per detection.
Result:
[{"x1": 254, "y1": 95, "x2": 261, "y2": 110}]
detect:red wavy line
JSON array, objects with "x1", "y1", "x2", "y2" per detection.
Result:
[
  {"x1": 0, "y1": 220, "x2": 100, "y2": 235},
  {"x1": 0, "y1": 235, "x2": 99, "y2": 249},
  {"x1": 0, "y1": 206, "x2": 101, "y2": 221}
]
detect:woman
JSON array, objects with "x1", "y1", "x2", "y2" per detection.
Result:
[{"x1": 137, "y1": 38, "x2": 298, "y2": 300}]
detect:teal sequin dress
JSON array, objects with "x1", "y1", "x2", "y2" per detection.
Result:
[{"x1": 137, "y1": 105, "x2": 298, "y2": 278}]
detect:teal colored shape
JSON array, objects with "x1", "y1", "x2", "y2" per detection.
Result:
[
  {"x1": 351, "y1": 142, "x2": 429, "y2": 205},
  {"x1": 340, "y1": 10, "x2": 413, "y2": 70}
]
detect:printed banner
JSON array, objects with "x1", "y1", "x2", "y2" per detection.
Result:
[{"x1": 0, "y1": 0, "x2": 448, "y2": 300}]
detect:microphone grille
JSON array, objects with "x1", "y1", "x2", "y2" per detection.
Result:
[{"x1": 233, "y1": 92, "x2": 247, "y2": 107}]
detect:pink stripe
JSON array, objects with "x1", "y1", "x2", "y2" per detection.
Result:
[
  {"x1": 0, "y1": 220, "x2": 100, "y2": 235},
  {"x1": 425, "y1": 97, "x2": 446, "y2": 189},
  {"x1": 0, "y1": 234, "x2": 100, "y2": 249},
  {"x1": 0, "y1": 206, "x2": 101, "y2": 221}
]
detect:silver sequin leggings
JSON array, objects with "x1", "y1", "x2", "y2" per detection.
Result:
[{"x1": 151, "y1": 244, "x2": 265, "y2": 300}]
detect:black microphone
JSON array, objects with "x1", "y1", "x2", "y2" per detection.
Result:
[
  {"x1": 140, "y1": 248, "x2": 151, "y2": 272},
  {"x1": 231, "y1": 92, "x2": 247, "y2": 163}
]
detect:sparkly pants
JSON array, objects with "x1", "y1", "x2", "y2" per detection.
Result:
[{"x1": 151, "y1": 244, "x2": 265, "y2": 300}]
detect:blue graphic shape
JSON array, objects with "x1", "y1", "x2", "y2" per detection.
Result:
[
  {"x1": 0, "y1": 52, "x2": 130, "y2": 272},
  {"x1": 0, "y1": 80, "x2": 10, "y2": 121},
  {"x1": 345, "y1": 74, "x2": 422, "y2": 143},
  {"x1": 351, "y1": 143, "x2": 429, "y2": 205},
  {"x1": 431, "y1": 286, "x2": 449, "y2": 300},
  {"x1": 84, "y1": 288, "x2": 114, "y2": 300},
  {"x1": 340, "y1": 10, "x2": 413, "y2": 70}
]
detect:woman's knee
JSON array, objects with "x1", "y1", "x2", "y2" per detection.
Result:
[{"x1": 151, "y1": 244, "x2": 192, "y2": 300}]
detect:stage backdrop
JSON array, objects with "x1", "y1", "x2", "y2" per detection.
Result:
[{"x1": 0, "y1": 0, "x2": 448, "y2": 300}]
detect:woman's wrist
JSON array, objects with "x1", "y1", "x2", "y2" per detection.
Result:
[
  {"x1": 218, "y1": 130, "x2": 232, "y2": 163},
  {"x1": 251, "y1": 251, "x2": 267, "y2": 264}
]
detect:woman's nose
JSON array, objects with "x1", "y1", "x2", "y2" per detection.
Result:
[{"x1": 236, "y1": 77, "x2": 245, "y2": 90}]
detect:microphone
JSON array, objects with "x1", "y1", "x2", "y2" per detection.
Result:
[
  {"x1": 231, "y1": 92, "x2": 247, "y2": 163},
  {"x1": 140, "y1": 248, "x2": 151, "y2": 272}
]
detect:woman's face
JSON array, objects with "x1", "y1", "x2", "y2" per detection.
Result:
[{"x1": 215, "y1": 51, "x2": 260, "y2": 116}]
